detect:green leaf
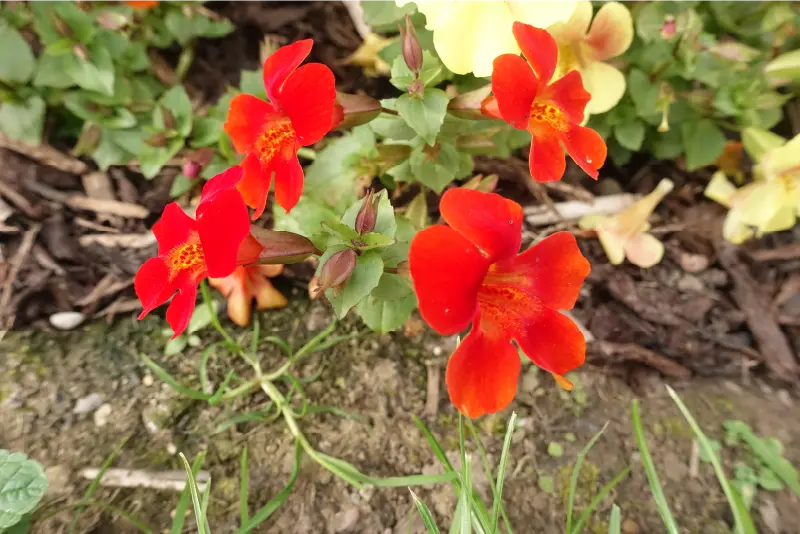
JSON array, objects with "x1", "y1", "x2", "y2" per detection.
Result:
[
  {"x1": 138, "y1": 139, "x2": 184, "y2": 179},
  {"x1": 32, "y1": 53, "x2": 74, "y2": 89},
  {"x1": 159, "y1": 85, "x2": 193, "y2": 137},
  {"x1": 409, "y1": 142, "x2": 462, "y2": 193},
  {"x1": 681, "y1": 119, "x2": 726, "y2": 170},
  {"x1": 538, "y1": 475, "x2": 554, "y2": 494},
  {"x1": 164, "y1": 335, "x2": 188, "y2": 356},
  {"x1": 0, "y1": 95, "x2": 45, "y2": 145},
  {"x1": 0, "y1": 450, "x2": 48, "y2": 529},
  {"x1": 361, "y1": 1, "x2": 416, "y2": 27},
  {"x1": 396, "y1": 89, "x2": 449, "y2": 146},
  {"x1": 765, "y1": 49, "x2": 800, "y2": 86},
  {"x1": 190, "y1": 117, "x2": 222, "y2": 147},
  {"x1": 741, "y1": 127, "x2": 786, "y2": 161},
  {"x1": 356, "y1": 232, "x2": 395, "y2": 251},
  {"x1": 410, "y1": 490, "x2": 440, "y2": 534},
  {"x1": 357, "y1": 291, "x2": 416, "y2": 333},
  {"x1": 370, "y1": 114, "x2": 417, "y2": 140},
  {"x1": 390, "y1": 52, "x2": 443, "y2": 91},
  {"x1": 239, "y1": 68, "x2": 266, "y2": 99},
  {"x1": 63, "y1": 45, "x2": 115, "y2": 96},
  {"x1": 614, "y1": 121, "x2": 646, "y2": 151},
  {"x1": 627, "y1": 69, "x2": 659, "y2": 119},
  {"x1": 608, "y1": 505, "x2": 621, "y2": 534},
  {"x1": 63, "y1": 92, "x2": 137, "y2": 129},
  {"x1": 341, "y1": 189, "x2": 397, "y2": 239},
  {"x1": 0, "y1": 22, "x2": 35, "y2": 84},
  {"x1": 92, "y1": 132, "x2": 131, "y2": 170},
  {"x1": 547, "y1": 442, "x2": 564, "y2": 458},
  {"x1": 649, "y1": 128, "x2": 683, "y2": 160},
  {"x1": 758, "y1": 467, "x2": 785, "y2": 491},
  {"x1": 325, "y1": 252, "x2": 384, "y2": 318}
]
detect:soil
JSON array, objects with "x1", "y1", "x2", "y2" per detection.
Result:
[
  {"x1": 3, "y1": 301, "x2": 800, "y2": 534},
  {"x1": 1, "y1": 2, "x2": 800, "y2": 533}
]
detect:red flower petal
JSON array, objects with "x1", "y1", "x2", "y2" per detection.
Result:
[
  {"x1": 237, "y1": 153, "x2": 274, "y2": 220},
  {"x1": 273, "y1": 155, "x2": 304, "y2": 213},
  {"x1": 491, "y1": 54, "x2": 538, "y2": 129},
  {"x1": 562, "y1": 125, "x2": 607, "y2": 180},
  {"x1": 528, "y1": 134, "x2": 566, "y2": 183},
  {"x1": 439, "y1": 188, "x2": 522, "y2": 262},
  {"x1": 445, "y1": 325, "x2": 521, "y2": 418},
  {"x1": 237, "y1": 234, "x2": 264, "y2": 266},
  {"x1": 479, "y1": 95, "x2": 502, "y2": 120},
  {"x1": 514, "y1": 307, "x2": 585, "y2": 378},
  {"x1": 264, "y1": 39, "x2": 313, "y2": 105},
  {"x1": 544, "y1": 71, "x2": 591, "y2": 125},
  {"x1": 200, "y1": 165, "x2": 244, "y2": 203},
  {"x1": 512, "y1": 22, "x2": 557, "y2": 83},
  {"x1": 409, "y1": 225, "x2": 488, "y2": 335},
  {"x1": 279, "y1": 63, "x2": 336, "y2": 145},
  {"x1": 197, "y1": 189, "x2": 251, "y2": 279},
  {"x1": 135, "y1": 257, "x2": 175, "y2": 319},
  {"x1": 224, "y1": 95, "x2": 281, "y2": 154},
  {"x1": 165, "y1": 284, "x2": 198, "y2": 339},
  {"x1": 493, "y1": 231, "x2": 590, "y2": 310},
  {"x1": 152, "y1": 203, "x2": 195, "y2": 255}
]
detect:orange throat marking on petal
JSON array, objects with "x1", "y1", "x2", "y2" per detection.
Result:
[
  {"x1": 476, "y1": 266, "x2": 543, "y2": 332},
  {"x1": 529, "y1": 102, "x2": 568, "y2": 135},
  {"x1": 255, "y1": 122, "x2": 295, "y2": 165},
  {"x1": 166, "y1": 240, "x2": 206, "y2": 281}
]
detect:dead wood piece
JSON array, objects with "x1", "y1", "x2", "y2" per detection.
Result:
[
  {"x1": 32, "y1": 244, "x2": 65, "y2": 275},
  {"x1": 77, "y1": 276, "x2": 133, "y2": 307},
  {"x1": 0, "y1": 197, "x2": 12, "y2": 224},
  {"x1": 424, "y1": 363, "x2": 441, "y2": 418},
  {"x1": 542, "y1": 180, "x2": 595, "y2": 203},
  {"x1": 588, "y1": 340, "x2": 692, "y2": 380},
  {"x1": 0, "y1": 224, "x2": 40, "y2": 334},
  {"x1": 95, "y1": 297, "x2": 141, "y2": 319},
  {"x1": 0, "y1": 133, "x2": 88, "y2": 175},
  {"x1": 751, "y1": 243, "x2": 800, "y2": 263},
  {"x1": 79, "y1": 233, "x2": 155, "y2": 249},
  {"x1": 716, "y1": 244, "x2": 798, "y2": 378},
  {"x1": 67, "y1": 196, "x2": 149, "y2": 219},
  {"x1": 605, "y1": 271, "x2": 684, "y2": 327},
  {"x1": 74, "y1": 217, "x2": 120, "y2": 233},
  {"x1": 524, "y1": 193, "x2": 638, "y2": 226},
  {"x1": 0, "y1": 179, "x2": 43, "y2": 219},
  {"x1": 79, "y1": 468, "x2": 209, "y2": 492}
]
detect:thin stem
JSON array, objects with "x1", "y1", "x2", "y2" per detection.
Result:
[
  {"x1": 200, "y1": 280, "x2": 238, "y2": 349},
  {"x1": 380, "y1": 107, "x2": 399, "y2": 116},
  {"x1": 297, "y1": 147, "x2": 316, "y2": 161}
]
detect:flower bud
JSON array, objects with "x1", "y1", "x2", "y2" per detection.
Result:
[
  {"x1": 399, "y1": 15, "x2": 423, "y2": 76},
  {"x1": 661, "y1": 16, "x2": 677, "y2": 39},
  {"x1": 248, "y1": 227, "x2": 321, "y2": 264},
  {"x1": 145, "y1": 132, "x2": 168, "y2": 147},
  {"x1": 448, "y1": 84, "x2": 494, "y2": 120},
  {"x1": 355, "y1": 189, "x2": 380, "y2": 234},
  {"x1": 331, "y1": 92, "x2": 382, "y2": 130},
  {"x1": 182, "y1": 147, "x2": 214, "y2": 179},
  {"x1": 316, "y1": 249, "x2": 357, "y2": 296}
]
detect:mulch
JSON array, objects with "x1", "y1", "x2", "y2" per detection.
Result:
[{"x1": 1, "y1": 1, "x2": 798, "y2": 387}]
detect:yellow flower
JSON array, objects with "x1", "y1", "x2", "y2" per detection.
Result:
[
  {"x1": 343, "y1": 33, "x2": 394, "y2": 77},
  {"x1": 399, "y1": 1, "x2": 577, "y2": 77},
  {"x1": 580, "y1": 179, "x2": 674, "y2": 267},
  {"x1": 705, "y1": 131, "x2": 800, "y2": 244},
  {"x1": 548, "y1": 1, "x2": 633, "y2": 116}
]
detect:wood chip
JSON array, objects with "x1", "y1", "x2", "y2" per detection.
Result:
[
  {"x1": 79, "y1": 468, "x2": 209, "y2": 492},
  {"x1": 716, "y1": 243, "x2": 798, "y2": 378},
  {"x1": 74, "y1": 217, "x2": 121, "y2": 233},
  {"x1": 524, "y1": 193, "x2": 638, "y2": 226},
  {"x1": 750, "y1": 243, "x2": 800, "y2": 262},
  {"x1": 588, "y1": 340, "x2": 692, "y2": 380},
  {"x1": 24, "y1": 181, "x2": 149, "y2": 218},
  {"x1": 0, "y1": 132, "x2": 88, "y2": 175},
  {"x1": 0, "y1": 224, "x2": 40, "y2": 335},
  {"x1": 79, "y1": 233, "x2": 155, "y2": 249},
  {"x1": 0, "y1": 179, "x2": 43, "y2": 219},
  {"x1": 77, "y1": 276, "x2": 133, "y2": 307},
  {"x1": 424, "y1": 363, "x2": 440, "y2": 417}
]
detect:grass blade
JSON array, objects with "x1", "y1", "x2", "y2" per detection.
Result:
[
  {"x1": 240, "y1": 447, "x2": 249, "y2": 525},
  {"x1": 171, "y1": 453, "x2": 205, "y2": 534},
  {"x1": 180, "y1": 453, "x2": 209, "y2": 534},
  {"x1": 631, "y1": 400, "x2": 679, "y2": 534},
  {"x1": 459, "y1": 454, "x2": 472, "y2": 534},
  {"x1": 566, "y1": 422, "x2": 608, "y2": 534},
  {"x1": 141, "y1": 354, "x2": 210, "y2": 400},
  {"x1": 70, "y1": 435, "x2": 130, "y2": 533},
  {"x1": 571, "y1": 466, "x2": 631, "y2": 534},
  {"x1": 465, "y1": 418, "x2": 514, "y2": 534},
  {"x1": 608, "y1": 505, "x2": 621, "y2": 534},
  {"x1": 492, "y1": 412, "x2": 517, "y2": 532},
  {"x1": 410, "y1": 490, "x2": 441, "y2": 534},
  {"x1": 666, "y1": 386, "x2": 756, "y2": 534}
]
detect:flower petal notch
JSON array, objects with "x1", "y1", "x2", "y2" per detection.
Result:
[
  {"x1": 410, "y1": 188, "x2": 590, "y2": 418},
  {"x1": 135, "y1": 167, "x2": 257, "y2": 338},
  {"x1": 224, "y1": 39, "x2": 336, "y2": 217},
  {"x1": 210, "y1": 265, "x2": 287, "y2": 327},
  {"x1": 406, "y1": 1, "x2": 577, "y2": 77},
  {"x1": 491, "y1": 22, "x2": 607, "y2": 183},
  {"x1": 580, "y1": 178, "x2": 674, "y2": 267},
  {"x1": 548, "y1": 1, "x2": 633, "y2": 116},
  {"x1": 705, "y1": 130, "x2": 800, "y2": 244}
]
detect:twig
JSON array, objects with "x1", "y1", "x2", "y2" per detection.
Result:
[
  {"x1": 588, "y1": 340, "x2": 692, "y2": 380},
  {"x1": 750, "y1": 244, "x2": 800, "y2": 262},
  {"x1": 79, "y1": 468, "x2": 209, "y2": 493},
  {"x1": 524, "y1": 194, "x2": 639, "y2": 226},
  {"x1": 0, "y1": 133, "x2": 88, "y2": 175},
  {"x1": 424, "y1": 363, "x2": 441, "y2": 418},
  {"x1": 79, "y1": 233, "x2": 156, "y2": 249},
  {"x1": 0, "y1": 224, "x2": 40, "y2": 335},
  {"x1": 0, "y1": 179, "x2": 42, "y2": 219},
  {"x1": 25, "y1": 181, "x2": 149, "y2": 219}
]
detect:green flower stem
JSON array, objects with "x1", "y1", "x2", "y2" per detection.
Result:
[
  {"x1": 175, "y1": 43, "x2": 195, "y2": 82},
  {"x1": 297, "y1": 147, "x2": 316, "y2": 161}
]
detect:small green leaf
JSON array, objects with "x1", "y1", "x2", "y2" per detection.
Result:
[
  {"x1": 390, "y1": 52, "x2": 443, "y2": 91},
  {"x1": 325, "y1": 252, "x2": 384, "y2": 318},
  {"x1": 0, "y1": 95, "x2": 45, "y2": 145},
  {"x1": 0, "y1": 450, "x2": 48, "y2": 529},
  {"x1": 765, "y1": 49, "x2": 800, "y2": 86},
  {"x1": 698, "y1": 439, "x2": 722, "y2": 464},
  {"x1": 159, "y1": 85, "x2": 193, "y2": 137},
  {"x1": 741, "y1": 127, "x2": 786, "y2": 161},
  {"x1": 396, "y1": 88, "x2": 449, "y2": 146},
  {"x1": 682, "y1": 119, "x2": 726, "y2": 170},
  {"x1": 361, "y1": 1, "x2": 416, "y2": 27},
  {"x1": 357, "y1": 291, "x2": 416, "y2": 333},
  {"x1": 627, "y1": 69, "x2": 659, "y2": 119},
  {"x1": 547, "y1": 442, "x2": 564, "y2": 458},
  {"x1": 321, "y1": 220, "x2": 361, "y2": 241},
  {"x1": 138, "y1": 139, "x2": 184, "y2": 179},
  {"x1": 33, "y1": 53, "x2": 75, "y2": 89},
  {"x1": 239, "y1": 68, "x2": 266, "y2": 99},
  {"x1": 614, "y1": 121, "x2": 646, "y2": 151},
  {"x1": 537, "y1": 475, "x2": 554, "y2": 494},
  {"x1": 190, "y1": 117, "x2": 222, "y2": 147},
  {"x1": 0, "y1": 22, "x2": 35, "y2": 84},
  {"x1": 758, "y1": 467, "x2": 785, "y2": 491},
  {"x1": 164, "y1": 335, "x2": 188, "y2": 356},
  {"x1": 410, "y1": 142, "x2": 465, "y2": 193},
  {"x1": 63, "y1": 45, "x2": 115, "y2": 96},
  {"x1": 357, "y1": 232, "x2": 395, "y2": 251}
]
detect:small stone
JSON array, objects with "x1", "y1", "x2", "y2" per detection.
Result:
[
  {"x1": 677, "y1": 274, "x2": 704, "y2": 293},
  {"x1": 49, "y1": 311, "x2": 85, "y2": 330},
  {"x1": 167, "y1": 443, "x2": 178, "y2": 455},
  {"x1": 44, "y1": 465, "x2": 72, "y2": 496},
  {"x1": 432, "y1": 346, "x2": 442, "y2": 356},
  {"x1": 73, "y1": 393, "x2": 103, "y2": 415},
  {"x1": 330, "y1": 506, "x2": 359, "y2": 532},
  {"x1": 93, "y1": 403, "x2": 112, "y2": 427},
  {"x1": 759, "y1": 498, "x2": 780, "y2": 533},
  {"x1": 142, "y1": 374, "x2": 154, "y2": 387},
  {"x1": 678, "y1": 252, "x2": 710, "y2": 273},
  {"x1": 621, "y1": 518, "x2": 640, "y2": 534}
]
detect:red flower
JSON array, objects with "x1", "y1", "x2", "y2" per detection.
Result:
[
  {"x1": 224, "y1": 40, "x2": 336, "y2": 217},
  {"x1": 126, "y1": 0, "x2": 158, "y2": 8},
  {"x1": 135, "y1": 167, "x2": 262, "y2": 338},
  {"x1": 484, "y1": 22, "x2": 607, "y2": 183},
  {"x1": 409, "y1": 188, "x2": 590, "y2": 418}
]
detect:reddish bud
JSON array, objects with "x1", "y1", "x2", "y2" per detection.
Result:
[
  {"x1": 399, "y1": 15, "x2": 423, "y2": 76},
  {"x1": 248, "y1": 227, "x2": 321, "y2": 264},
  {"x1": 661, "y1": 16, "x2": 677, "y2": 39},
  {"x1": 145, "y1": 132, "x2": 168, "y2": 147},
  {"x1": 182, "y1": 147, "x2": 214, "y2": 178},
  {"x1": 183, "y1": 160, "x2": 201, "y2": 178},
  {"x1": 355, "y1": 189, "x2": 380, "y2": 234},
  {"x1": 316, "y1": 249, "x2": 357, "y2": 296},
  {"x1": 331, "y1": 92, "x2": 382, "y2": 130}
]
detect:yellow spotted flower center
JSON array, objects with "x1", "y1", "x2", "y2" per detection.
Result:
[
  {"x1": 255, "y1": 122, "x2": 295, "y2": 164},
  {"x1": 530, "y1": 103, "x2": 568, "y2": 133},
  {"x1": 166, "y1": 241, "x2": 205, "y2": 281}
]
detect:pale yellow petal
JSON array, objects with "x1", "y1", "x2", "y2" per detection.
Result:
[
  {"x1": 227, "y1": 288, "x2": 252, "y2": 327},
  {"x1": 578, "y1": 213, "x2": 607, "y2": 230},
  {"x1": 741, "y1": 127, "x2": 787, "y2": 162},
  {"x1": 761, "y1": 133, "x2": 800, "y2": 179},
  {"x1": 546, "y1": 0, "x2": 591, "y2": 43},
  {"x1": 615, "y1": 178, "x2": 674, "y2": 238},
  {"x1": 428, "y1": 2, "x2": 519, "y2": 76},
  {"x1": 597, "y1": 229, "x2": 626, "y2": 265},
  {"x1": 623, "y1": 233, "x2": 664, "y2": 268},
  {"x1": 507, "y1": 1, "x2": 578, "y2": 30},
  {"x1": 582, "y1": 61, "x2": 626, "y2": 115},
  {"x1": 737, "y1": 181, "x2": 789, "y2": 230},
  {"x1": 759, "y1": 205, "x2": 797, "y2": 235},
  {"x1": 405, "y1": 1, "x2": 453, "y2": 30},
  {"x1": 722, "y1": 211, "x2": 754, "y2": 244},
  {"x1": 704, "y1": 170, "x2": 737, "y2": 207},
  {"x1": 586, "y1": 1, "x2": 633, "y2": 61}
]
